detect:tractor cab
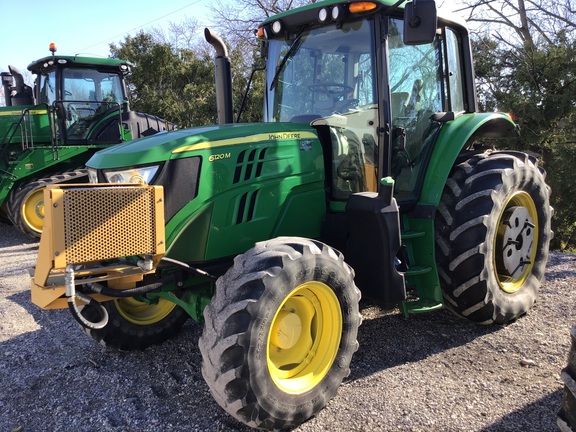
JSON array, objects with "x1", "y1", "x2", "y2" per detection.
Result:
[
  {"x1": 0, "y1": 45, "x2": 176, "y2": 238},
  {"x1": 259, "y1": 0, "x2": 469, "y2": 207},
  {"x1": 27, "y1": 50, "x2": 132, "y2": 144}
]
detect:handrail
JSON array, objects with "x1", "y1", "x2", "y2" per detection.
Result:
[
  {"x1": 0, "y1": 111, "x2": 26, "y2": 164},
  {"x1": 0, "y1": 104, "x2": 53, "y2": 167}
]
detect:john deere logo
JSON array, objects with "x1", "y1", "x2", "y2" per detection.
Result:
[{"x1": 268, "y1": 132, "x2": 301, "y2": 140}]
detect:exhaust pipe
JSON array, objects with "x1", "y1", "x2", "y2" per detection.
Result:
[
  {"x1": 6, "y1": 66, "x2": 34, "y2": 106},
  {"x1": 1, "y1": 72, "x2": 13, "y2": 106},
  {"x1": 205, "y1": 28, "x2": 234, "y2": 124}
]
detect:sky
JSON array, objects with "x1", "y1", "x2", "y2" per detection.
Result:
[
  {"x1": 1, "y1": 0, "x2": 214, "y2": 73},
  {"x1": 2, "y1": 0, "x2": 467, "y2": 77}
]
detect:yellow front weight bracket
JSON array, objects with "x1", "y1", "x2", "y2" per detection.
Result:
[{"x1": 30, "y1": 183, "x2": 166, "y2": 310}]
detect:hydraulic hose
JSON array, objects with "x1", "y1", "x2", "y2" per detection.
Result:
[
  {"x1": 86, "y1": 277, "x2": 173, "y2": 297},
  {"x1": 65, "y1": 258, "x2": 217, "y2": 330},
  {"x1": 65, "y1": 265, "x2": 109, "y2": 330},
  {"x1": 161, "y1": 256, "x2": 218, "y2": 280}
]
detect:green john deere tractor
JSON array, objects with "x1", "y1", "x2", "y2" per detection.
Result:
[
  {"x1": 0, "y1": 45, "x2": 175, "y2": 237},
  {"x1": 30, "y1": 0, "x2": 553, "y2": 429}
]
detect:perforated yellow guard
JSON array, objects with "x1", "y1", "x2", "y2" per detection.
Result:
[
  {"x1": 31, "y1": 184, "x2": 165, "y2": 310},
  {"x1": 62, "y1": 187, "x2": 159, "y2": 264}
]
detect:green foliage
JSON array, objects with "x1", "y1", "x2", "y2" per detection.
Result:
[
  {"x1": 473, "y1": 33, "x2": 576, "y2": 250},
  {"x1": 110, "y1": 32, "x2": 217, "y2": 128},
  {"x1": 545, "y1": 143, "x2": 576, "y2": 250},
  {"x1": 109, "y1": 29, "x2": 264, "y2": 127},
  {"x1": 228, "y1": 41, "x2": 265, "y2": 123}
]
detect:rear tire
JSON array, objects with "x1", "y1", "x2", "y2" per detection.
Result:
[
  {"x1": 7, "y1": 169, "x2": 88, "y2": 238},
  {"x1": 558, "y1": 326, "x2": 576, "y2": 432},
  {"x1": 435, "y1": 151, "x2": 552, "y2": 324},
  {"x1": 199, "y1": 237, "x2": 361, "y2": 430},
  {"x1": 80, "y1": 296, "x2": 189, "y2": 350}
]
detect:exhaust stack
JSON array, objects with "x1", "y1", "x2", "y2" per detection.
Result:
[
  {"x1": 205, "y1": 28, "x2": 234, "y2": 124},
  {"x1": 5, "y1": 66, "x2": 34, "y2": 106},
  {"x1": 1, "y1": 72, "x2": 13, "y2": 106}
]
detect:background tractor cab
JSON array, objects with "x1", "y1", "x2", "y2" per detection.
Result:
[
  {"x1": 0, "y1": 44, "x2": 175, "y2": 237},
  {"x1": 26, "y1": 44, "x2": 158, "y2": 144}
]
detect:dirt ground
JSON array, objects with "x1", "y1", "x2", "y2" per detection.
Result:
[{"x1": 0, "y1": 220, "x2": 575, "y2": 432}]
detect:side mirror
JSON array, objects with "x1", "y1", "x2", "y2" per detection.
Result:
[
  {"x1": 259, "y1": 39, "x2": 268, "y2": 59},
  {"x1": 403, "y1": 0, "x2": 438, "y2": 45}
]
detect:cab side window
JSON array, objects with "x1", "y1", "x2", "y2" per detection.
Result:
[
  {"x1": 39, "y1": 72, "x2": 56, "y2": 105},
  {"x1": 444, "y1": 28, "x2": 465, "y2": 113},
  {"x1": 388, "y1": 17, "x2": 443, "y2": 201}
]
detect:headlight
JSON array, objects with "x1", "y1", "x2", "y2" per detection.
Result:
[
  {"x1": 87, "y1": 167, "x2": 98, "y2": 183},
  {"x1": 103, "y1": 165, "x2": 159, "y2": 185}
]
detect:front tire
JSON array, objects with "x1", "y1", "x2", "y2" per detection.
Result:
[
  {"x1": 199, "y1": 237, "x2": 361, "y2": 430},
  {"x1": 435, "y1": 151, "x2": 552, "y2": 324}
]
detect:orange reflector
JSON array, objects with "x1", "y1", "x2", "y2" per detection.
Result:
[
  {"x1": 49, "y1": 42, "x2": 57, "y2": 53},
  {"x1": 349, "y1": 2, "x2": 377, "y2": 13},
  {"x1": 257, "y1": 27, "x2": 265, "y2": 38}
]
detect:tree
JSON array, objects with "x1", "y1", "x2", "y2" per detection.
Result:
[
  {"x1": 108, "y1": 8, "x2": 270, "y2": 127},
  {"x1": 206, "y1": 1, "x2": 316, "y2": 122},
  {"x1": 210, "y1": 0, "x2": 315, "y2": 47},
  {"x1": 459, "y1": 0, "x2": 576, "y2": 249},
  {"x1": 110, "y1": 31, "x2": 217, "y2": 128}
]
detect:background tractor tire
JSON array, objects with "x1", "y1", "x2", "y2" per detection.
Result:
[
  {"x1": 199, "y1": 237, "x2": 361, "y2": 430},
  {"x1": 6, "y1": 169, "x2": 88, "y2": 238},
  {"x1": 558, "y1": 326, "x2": 576, "y2": 432},
  {"x1": 435, "y1": 151, "x2": 552, "y2": 324},
  {"x1": 80, "y1": 297, "x2": 189, "y2": 351}
]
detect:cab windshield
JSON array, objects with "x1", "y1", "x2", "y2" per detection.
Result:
[
  {"x1": 265, "y1": 19, "x2": 376, "y2": 123},
  {"x1": 60, "y1": 68, "x2": 125, "y2": 140},
  {"x1": 265, "y1": 19, "x2": 379, "y2": 198}
]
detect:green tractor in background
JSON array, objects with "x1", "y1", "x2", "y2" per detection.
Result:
[
  {"x1": 30, "y1": 0, "x2": 553, "y2": 430},
  {"x1": 0, "y1": 44, "x2": 175, "y2": 237}
]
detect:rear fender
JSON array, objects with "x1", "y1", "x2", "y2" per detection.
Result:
[{"x1": 419, "y1": 112, "x2": 518, "y2": 207}]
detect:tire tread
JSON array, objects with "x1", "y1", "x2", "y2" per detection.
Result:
[{"x1": 199, "y1": 237, "x2": 361, "y2": 430}]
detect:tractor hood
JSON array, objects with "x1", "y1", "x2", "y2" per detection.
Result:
[{"x1": 87, "y1": 122, "x2": 318, "y2": 170}]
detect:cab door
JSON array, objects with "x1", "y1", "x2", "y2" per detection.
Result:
[{"x1": 387, "y1": 17, "x2": 443, "y2": 203}]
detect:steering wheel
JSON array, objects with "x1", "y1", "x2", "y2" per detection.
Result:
[
  {"x1": 309, "y1": 83, "x2": 359, "y2": 113},
  {"x1": 309, "y1": 83, "x2": 353, "y2": 97}
]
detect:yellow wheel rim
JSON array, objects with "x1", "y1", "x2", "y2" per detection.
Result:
[
  {"x1": 114, "y1": 297, "x2": 176, "y2": 325},
  {"x1": 267, "y1": 281, "x2": 342, "y2": 394},
  {"x1": 22, "y1": 188, "x2": 45, "y2": 233},
  {"x1": 494, "y1": 191, "x2": 538, "y2": 294}
]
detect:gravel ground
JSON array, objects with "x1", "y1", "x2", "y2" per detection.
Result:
[{"x1": 0, "y1": 220, "x2": 575, "y2": 432}]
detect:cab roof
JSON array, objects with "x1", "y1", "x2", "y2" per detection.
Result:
[
  {"x1": 262, "y1": 0, "x2": 399, "y2": 25},
  {"x1": 28, "y1": 55, "x2": 133, "y2": 74}
]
